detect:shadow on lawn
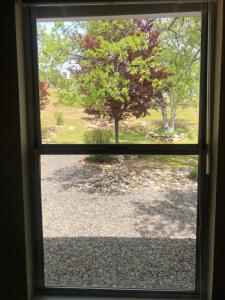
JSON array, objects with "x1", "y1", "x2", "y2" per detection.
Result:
[{"x1": 43, "y1": 236, "x2": 196, "y2": 290}]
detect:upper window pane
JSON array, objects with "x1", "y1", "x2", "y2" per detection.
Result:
[{"x1": 37, "y1": 14, "x2": 201, "y2": 144}]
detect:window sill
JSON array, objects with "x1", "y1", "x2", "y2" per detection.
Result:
[{"x1": 33, "y1": 296, "x2": 202, "y2": 300}]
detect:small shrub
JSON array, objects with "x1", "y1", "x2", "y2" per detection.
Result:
[
  {"x1": 154, "y1": 126, "x2": 173, "y2": 136},
  {"x1": 84, "y1": 129, "x2": 112, "y2": 144},
  {"x1": 84, "y1": 129, "x2": 113, "y2": 163},
  {"x1": 54, "y1": 112, "x2": 64, "y2": 125},
  {"x1": 154, "y1": 124, "x2": 187, "y2": 136},
  {"x1": 187, "y1": 167, "x2": 198, "y2": 181},
  {"x1": 175, "y1": 126, "x2": 185, "y2": 135}
]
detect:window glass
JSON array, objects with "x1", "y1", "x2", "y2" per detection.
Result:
[
  {"x1": 41, "y1": 154, "x2": 198, "y2": 290},
  {"x1": 37, "y1": 15, "x2": 201, "y2": 144}
]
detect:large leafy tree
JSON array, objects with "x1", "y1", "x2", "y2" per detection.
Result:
[
  {"x1": 155, "y1": 17, "x2": 201, "y2": 133},
  {"x1": 73, "y1": 20, "x2": 170, "y2": 143},
  {"x1": 37, "y1": 20, "x2": 170, "y2": 143}
]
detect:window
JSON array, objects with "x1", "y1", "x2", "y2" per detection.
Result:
[{"x1": 26, "y1": 1, "x2": 211, "y2": 298}]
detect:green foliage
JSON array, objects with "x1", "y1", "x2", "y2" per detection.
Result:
[
  {"x1": 37, "y1": 22, "x2": 78, "y2": 83},
  {"x1": 154, "y1": 123, "x2": 187, "y2": 136},
  {"x1": 37, "y1": 18, "x2": 201, "y2": 138},
  {"x1": 77, "y1": 20, "x2": 166, "y2": 114},
  {"x1": 37, "y1": 20, "x2": 169, "y2": 144},
  {"x1": 56, "y1": 76, "x2": 81, "y2": 107},
  {"x1": 155, "y1": 17, "x2": 201, "y2": 105},
  {"x1": 84, "y1": 128, "x2": 113, "y2": 163},
  {"x1": 137, "y1": 154, "x2": 198, "y2": 169},
  {"x1": 84, "y1": 129, "x2": 112, "y2": 144},
  {"x1": 153, "y1": 17, "x2": 201, "y2": 132},
  {"x1": 37, "y1": 22, "x2": 81, "y2": 105},
  {"x1": 187, "y1": 167, "x2": 198, "y2": 181},
  {"x1": 154, "y1": 126, "x2": 173, "y2": 136},
  {"x1": 54, "y1": 112, "x2": 64, "y2": 125}
]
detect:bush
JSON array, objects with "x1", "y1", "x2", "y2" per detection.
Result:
[
  {"x1": 84, "y1": 129, "x2": 112, "y2": 144},
  {"x1": 187, "y1": 167, "x2": 198, "y2": 181},
  {"x1": 154, "y1": 124, "x2": 187, "y2": 136},
  {"x1": 84, "y1": 129, "x2": 113, "y2": 163},
  {"x1": 54, "y1": 112, "x2": 64, "y2": 125},
  {"x1": 154, "y1": 126, "x2": 173, "y2": 136}
]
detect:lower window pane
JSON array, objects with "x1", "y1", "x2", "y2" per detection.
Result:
[{"x1": 41, "y1": 154, "x2": 198, "y2": 290}]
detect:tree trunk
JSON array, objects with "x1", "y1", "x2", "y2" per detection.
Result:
[
  {"x1": 169, "y1": 107, "x2": 176, "y2": 133},
  {"x1": 160, "y1": 101, "x2": 169, "y2": 131},
  {"x1": 114, "y1": 117, "x2": 119, "y2": 144}
]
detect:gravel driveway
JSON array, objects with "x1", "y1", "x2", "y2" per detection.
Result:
[{"x1": 41, "y1": 155, "x2": 197, "y2": 290}]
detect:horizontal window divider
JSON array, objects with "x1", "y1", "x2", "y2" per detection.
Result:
[
  {"x1": 35, "y1": 144, "x2": 200, "y2": 155},
  {"x1": 36, "y1": 287, "x2": 200, "y2": 299}
]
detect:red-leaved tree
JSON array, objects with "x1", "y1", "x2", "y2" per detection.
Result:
[
  {"x1": 73, "y1": 19, "x2": 170, "y2": 143},
  {"x1": 39, "y1": 81, "x2": 49, "y2": 110}
]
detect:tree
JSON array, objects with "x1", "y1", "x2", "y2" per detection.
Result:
[
  {"x1": 37, "y1": 20, "x2": 171, "y2": 143},
  {"x1": 73, "y1": 20, "x2": 170, "y2": 143},
  {"x1": 39, "y1": 82, "x2": 49, "y2": 110},
  {"x1": 55, "y1": 74, "x2": 81, "y2": 106},
  {"x1": 155, "y1": 17, "x2": 201, "y2": 133},
  {"x1": 37, "y1": 22, "x2": 82, "y2": 106}
]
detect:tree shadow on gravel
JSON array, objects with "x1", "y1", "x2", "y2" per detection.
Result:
[
  {"x1": 132, "y1": 187, "x2": 197, "y2": 237},
  {"x1": 42, "y1": 158, "x2": 193, "y2": 195},
  {"x1": 42, "y1": 159, "x2": 143, "y2": 194},
  {"x1": 43, "y1": 164, "x2": 102, "y2": 191},
  {"x1": 43, "y1": 236, "x2": 196, "y2": 290}
]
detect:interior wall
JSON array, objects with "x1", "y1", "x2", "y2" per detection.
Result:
[
  {"x1": 210, "y1": 0, "x2": 225, "y2": 299},
  {"x1": 0, "y1": 1, "x2": 28, "y2": 300},
  {"x1": 15, "y1": 0, "x2": 34, "y2": 299}
]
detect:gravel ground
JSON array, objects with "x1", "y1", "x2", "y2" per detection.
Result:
[{"x1": 41, "y1": 155, "x2": 197, "y2": 290}]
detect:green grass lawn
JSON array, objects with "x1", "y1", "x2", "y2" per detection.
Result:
[
  {"x1": 41, "y1": 90, "x2": 199, "y2": 171},
  {"x1": 137, "y1": 154, "x2": 198, "y2": 169},
  {"x1": 41, "y1": 88, "x2": 199, "y2": 145},
  {"x1": 41, "y1": 105, "x2": 199, "y2": 144}
]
